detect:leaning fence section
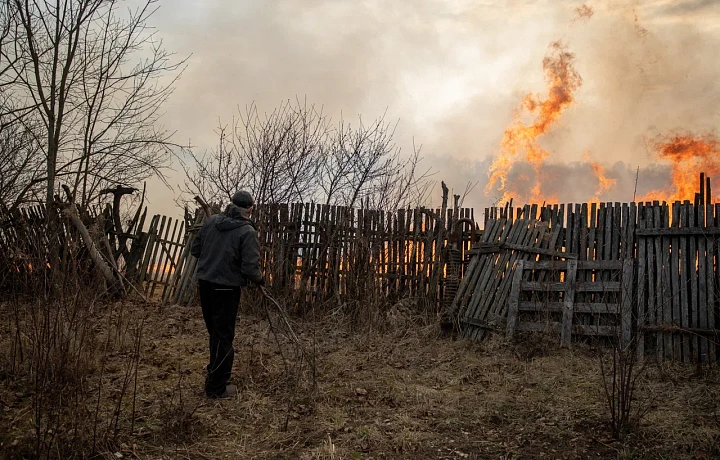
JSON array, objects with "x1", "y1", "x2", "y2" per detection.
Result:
[{"x1": 452, "y1": 176, "x2": 719, "y2": 364}]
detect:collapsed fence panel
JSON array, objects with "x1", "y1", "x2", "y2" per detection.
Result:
[{"x1": 450, "y1": 212, "x2": 576, "y2": 341}]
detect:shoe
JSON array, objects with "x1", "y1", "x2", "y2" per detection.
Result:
[{"x1": 208, "y1": 384, "x2": 237, "y2": 399}]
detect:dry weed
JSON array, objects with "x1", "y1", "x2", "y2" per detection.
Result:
[{"x1": 3, "y1": 300, "x2": 720, "y2": 459}]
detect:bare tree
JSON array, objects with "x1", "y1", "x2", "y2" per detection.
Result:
[
  {"x1": 1, "y1": 0, "x2": 184, "y2": 212},
  {"x1": 183, "y1": 99, "x2": 328, "y2": 206},
  {"x1": 0, "y1": 119, "x2": 43, "y2": 210},
  {"x1": 182, "y1": 98, "x2": 433, "y2": 210}
]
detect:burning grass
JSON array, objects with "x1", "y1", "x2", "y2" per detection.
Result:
[{"x1": 1, "y1": 299, "x2": 720, "y2": 459}]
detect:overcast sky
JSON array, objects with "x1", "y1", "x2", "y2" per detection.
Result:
[{"x1": 140, "y1": 0, "x2": 720, "y2": 216}]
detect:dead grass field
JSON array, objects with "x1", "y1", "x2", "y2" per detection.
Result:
[{"x1": 2, "y1": 299, "x2": 720, "y2": 459}]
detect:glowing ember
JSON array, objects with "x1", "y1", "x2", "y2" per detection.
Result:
[
  {"x1": 584, "y1": 151, "x2": 616, "y2": 203},
  {"x1": 485, "y1": 42, "x2": 582, "y2": 205},
  {"x1": 639, "y1": 132, "x2": 720, "y2": 202}
]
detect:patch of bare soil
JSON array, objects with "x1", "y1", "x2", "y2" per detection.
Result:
[{"x1": 3, "y1": 300, "x2": 720, "y2": 459}]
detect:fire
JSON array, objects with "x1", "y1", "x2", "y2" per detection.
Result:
[
  {"x1": 639, "y1": 132, "x2": 720, "y2": 203},
  {"x1": 485, "y1": 42, "x2": 582, "y2": 205},
  {"x1": 584, "y1": 152, "x2": 616, "y2": 203}
]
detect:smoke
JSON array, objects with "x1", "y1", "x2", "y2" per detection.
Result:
[
  {"x1": 424, "y1": 153, "x2": 673, "y2": 209},
  {"x1": 423, "y1": 1, "x2": 720, "y2": 206},
  {"x1": 142, "y1": 0, "x2": 720, "y2": 214}
]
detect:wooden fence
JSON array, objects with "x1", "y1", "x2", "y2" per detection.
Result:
[
  {"x1": 451, "y1": 181, "x2": 720, "y2": 363},
  {"x1": 157, "y1": 203, "x2": 477, "y2": 308},
  {"x1": 0, "y1": 200, "x2": 477, "y2": 309},
  {"x1": 5, "y1": 176, "x2": 718, "y2": 364},
  {"x1": 0, "y1": 204, "x2": 102, "y2": 290}
]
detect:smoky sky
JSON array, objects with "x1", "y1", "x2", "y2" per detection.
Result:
[{"x1": 140, "y1": 0, "x2": 720, "y2": 216}]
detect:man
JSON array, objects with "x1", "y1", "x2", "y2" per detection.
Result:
[{"x1": 190, "y1": 190, "x2": 264, "y2": 399}]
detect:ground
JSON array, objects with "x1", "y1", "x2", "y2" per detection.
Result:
[{"x1": 2, "y1": 299, "x2": 720, "y2": 459}]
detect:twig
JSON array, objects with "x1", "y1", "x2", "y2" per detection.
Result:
[
  {"x1": 258, "y1": 286, "x2": 311, "y2": 432},
  {"x1": 259, "y1": 289, "x2": 290, "y2": 374},
  {"x1": 260, "y1": 286, "x2": 302, "y2": 346},
  {"x1": 633, "y1": 166, "x2": 639, "y2": 202}
]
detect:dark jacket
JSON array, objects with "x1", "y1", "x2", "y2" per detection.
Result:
[{"x1": 190, "y1": 204, "x2": 263, "y2": 287}]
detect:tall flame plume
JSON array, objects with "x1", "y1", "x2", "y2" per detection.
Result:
[{"x1": 485, "y1": 41, "x2": 582, "y2": 205}]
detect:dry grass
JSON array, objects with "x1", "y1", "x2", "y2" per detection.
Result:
[{"x1": 2, "y1": 299, "x2": 720, "y2": 459}]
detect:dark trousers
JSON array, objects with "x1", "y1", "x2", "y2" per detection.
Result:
[{"x1": 198, "y1": 280, "x2": 241, "y2": 397}]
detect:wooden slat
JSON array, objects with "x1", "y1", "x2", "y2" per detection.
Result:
[
  {"x1": 577, "y1": 203, "x2": 590, "y2": 327},
  {"x1": 566, "y1": 204, "x2": 574, "y2": 257},
  {"x1": 635, "y1": 203, "x2": 647, "y2": 360},
  {"x1": 505, "y1": 259, "x2": 524, "y2": 340},
  {"x1": 573, "y1": 204, "x2": 582, "y2": 257},
  {"x1": 612, "y1": 202, "x2": 621, "y2": 260},
  {"x1": 561, "y1": 259, "x2": 578, "y2": 346},
  {"x1": 628, "y1": 203, "x2": 637, "y2": 259},
  {"x1": 621, "y1": 258, "x2": 634, "y2": 349},
  {"x1": 650, "y1": 203, "x2": 661, "y2": 361},
  {"x1": 661, "y1": 203, "x2": 673, "y2": 360},
  {"x1": 671, "y1": 202, "x2": 682, "y2": 360},
  {"x1": 412, "y1": 208, "x2": 421, "y2": 296},
  {"x1": 636, "y1": 227, "x2": 720, "y2": 236},
  {"x1": 500, "y1": 243, "x2": 577, "y2": 259},
  {"x1": 517, "y1": 322, "x2": 616, "y2": 337},
  {"x1": 522, "y1": 261, "x2": 572, "y2": 271},
  {"x1": 577, "y1": 260, "x2": 624, "y2": 270},
  {"x1": 597, "y1": 203, "x2": 606, "y2": 261},
  {"x1": 707, "y1": 203, "x2": 716, "y2": 362},
  {"x1": 521, "y1": 281, "x2": 621, "y2": 292},
  {"x1": 689, "y1": 202, "x2": 700, "y2": 362},
  {"x1": 519, "y1": 301, "x2": 619, "y2": 314},
  {"x1": 678, "y1": 203, "x2": 690, "y2": 361}
]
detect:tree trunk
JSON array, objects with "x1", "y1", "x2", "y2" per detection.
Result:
[{"x1": 61, "y1": 204, "x2": 117, "y2": 286}]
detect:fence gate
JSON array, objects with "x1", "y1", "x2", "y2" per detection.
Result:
[{"x1": 505, "y1": 259, "x2": 633, "y2": 347}]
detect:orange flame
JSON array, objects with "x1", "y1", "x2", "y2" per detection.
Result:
[
  {"x1": 485, "y1": 42, "x2": 582, "y2": 205},
  {"x1": 639, "y1": 132, "x2": 720, "y2": 202},
  {"x1": 584, "y1": 152, "x2": 616, "y2": 203}
]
